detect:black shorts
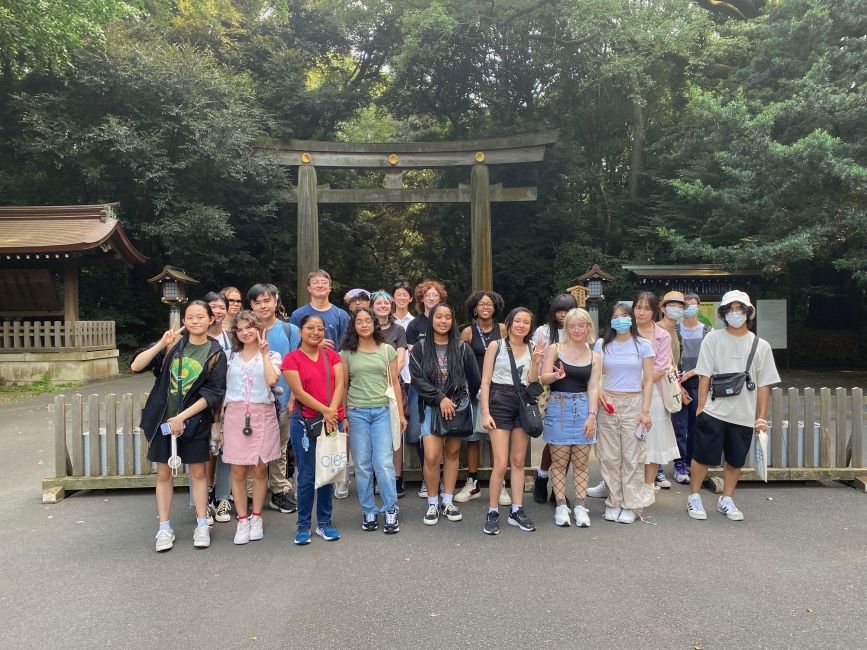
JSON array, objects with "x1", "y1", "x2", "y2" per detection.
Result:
[
  {"x1": 691, "y1": 412, "x2": 753, "y2": 469},
  {"x1": 147, "y1": 431, "x2": 211, "y2": 465},
  {"x1": 488, "y1": 384, "x2": 522, "y2": 431}
]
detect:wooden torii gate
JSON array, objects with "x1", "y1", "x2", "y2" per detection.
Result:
[{"x1": 259, "y1": 131, "x2": 558, "y2": 306}]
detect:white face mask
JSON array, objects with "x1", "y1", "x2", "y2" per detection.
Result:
[
  {"x1": 725, "y1": 311, "x2": 748, "y2": 328},
  {"x1": 665, "y1": 305, "x2": 684, "y2": 320}
]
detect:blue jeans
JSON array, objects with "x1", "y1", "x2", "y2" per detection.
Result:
[
  {"x1": 671, "y1": 380, "x2": 699, "y2": 464},
  {"x1": 346, "y1": 406, "x2": 399, "y2": 514},
  {"x1": 290, "y1": 412, "x2": 334, "y2": 531}
]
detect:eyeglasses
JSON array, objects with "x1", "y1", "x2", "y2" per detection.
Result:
[
  {"x1": 227, "y1": 299, "x2": 242, "y2": 304},
  {"x1": 567, "y1": 323, "x2": 590, "y2": 331},
  {"x1": 476, "y1": 302, "x2": 495, "y2": 309}
]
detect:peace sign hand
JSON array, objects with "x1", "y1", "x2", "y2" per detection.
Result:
[
  {"x1": 161, "y1": 325, "x2": 185, "y2": 349},
  {"x1": 552, "y1": 361, "x2": 566, "y2": 380},
  {"x1": 258, "y1": 329, "x2": 270, "y2": 355},
  {"x1": 532, "y1": 345, "x2": 545, "y2": 366}
]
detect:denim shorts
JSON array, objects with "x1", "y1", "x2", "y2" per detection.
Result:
[{"x1": 542, "y1": 391, "x2": 595, "y2": 446}]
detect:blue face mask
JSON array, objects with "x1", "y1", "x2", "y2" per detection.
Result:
[
  {"x1": 683, "y1": 305, "x2": 699, "y2": 318},
  {"x1": 610, "y1": 316, "x2": 632, "y2": 333}
]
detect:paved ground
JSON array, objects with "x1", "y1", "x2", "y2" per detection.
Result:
[{"x1": 1, "y1": 374, "x2": 865, "y2": 649}]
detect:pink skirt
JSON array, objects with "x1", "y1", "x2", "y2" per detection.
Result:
[{"x1": 222, "y1": 401, "x2": 281, "y2": 466}]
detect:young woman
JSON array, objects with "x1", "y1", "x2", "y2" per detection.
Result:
[
  {"x1": 221, "y1": 310, "x2": 282, "y2": 545},
  {"x1": 341, "y1": 307, "x2": 406, "y2": 535},
  {"x1": 458, "y1": 290, "x2": 507, "y2": 504},
  {"x1": 405, "y1": 279, "x2": 448, "y2": 498},
  {"x1": 633, "y1": 291, "x2": 681, "y2": 504},
  {"x1": 132, "y1": 300, "x2": 227, "y2": 552},
  {"x1": 392, "y1": 281, "x2": 415, "y2": 498},
  {"x1": 531, "y1": 293, "x2": 579, "y2": 505},
  {"x1": 220, "y1": 286, "x2": 243, "y2": 333},
  {"x1": 480, "y1": 307, "x2": 541, "y2": 535},
  {"x1": 409, "y1": 303, "x2": 481, "y2": 526},
  {"x1": 371, "y1": 290, "x2": 409, "y2": 498},
  {"x1": 282, "y1": 314, "x2": 347, "y2": 545},
  {"x1": 593, "y1": 303, "x2": 654, "y2": 524},
  {"x1": 539, "y1": 308, "x2": 601, "y2": 528}
]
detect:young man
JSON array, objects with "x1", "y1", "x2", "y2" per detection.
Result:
[
  {"x1": 343, "y1": 288, "x2": 370, "y2": 313},
  {"x1": 248, "y1": 283, "x2": 301, "y2": 514},
  {"x1": 671, "y1": 292, "x2": 710, "y2": 484},
  {"x1": 688, "y1": 290, "x2": 780, "y2": 521},
  {"x1": 290, "y1": 270, "x2": 351, "y2": 497},
  {"x1": 656, "y1": 290, "x2": 685, "y2": 488}
]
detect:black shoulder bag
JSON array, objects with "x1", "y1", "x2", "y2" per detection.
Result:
[
  {"x1": 431, "y1": 343, "x2": 474, "y2": 437},
  {"x1": 709, "y1": 335, "x2": 759, "y2": 400},
  {"x1": 505, "y1": 340, "x2": 544, "y2": 438},
  {"x1": 295, "y1": 351, "x2": 331, "y2": 438}
]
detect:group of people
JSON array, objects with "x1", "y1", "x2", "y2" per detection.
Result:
[{"x1": 132, "y1": 271, "x2": 780, "y2": 552}]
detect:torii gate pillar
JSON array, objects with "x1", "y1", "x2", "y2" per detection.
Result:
[{"x1": 470, "y1": 163, "x2": 492, "y2": 291}]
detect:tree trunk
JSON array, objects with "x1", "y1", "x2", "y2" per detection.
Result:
[{"x1": 628, "y1": 76, "x2": 645, "y2": 203}]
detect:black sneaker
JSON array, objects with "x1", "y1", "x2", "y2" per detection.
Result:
[
  {"x1": 362, "y1": 513, "x2": 378, "y2": 531},
  {"x1": 441, "y1": 502, "x2": 463, "y2": 522},
  {"x1": 483, "y1": 510, "x2": 500, "y2": 535},
  {"x1": 423, "y1": 503, "x2": 440, "y2": 526},
  {"x1": 269, "y1": 492, "x2": 297, "y2": 514},
  {"x1": 507, "y1": 507, "x2": 537, "y2": 531},
  {"x1": 395, "y1": 477, "x2": 406, "y2": 499},
  {"x1": 533, "y1": 471, "x2": 548, "y2": 504},
  {"x1": 384, "y1": 508, "x2": 400, "y2": 534}
]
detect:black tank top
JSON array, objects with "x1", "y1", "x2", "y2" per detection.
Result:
[
  {"x1": 550, "y1": 352, "x2": 592, "y2": 393},
  {"x1": 469, "y1": 322, "x2": 502, "y2": 372}
]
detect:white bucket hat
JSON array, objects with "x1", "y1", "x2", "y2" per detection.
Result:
[{"x1": 719, "y1": 290, "x2": 753, "y2": 309}]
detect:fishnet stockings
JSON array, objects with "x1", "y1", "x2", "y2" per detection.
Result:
[{"x1": 549, "y1": 444, "x2": 591, "y2": 502}]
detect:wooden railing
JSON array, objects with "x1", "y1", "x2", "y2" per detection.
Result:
[
  {"x1": 42, "y1": 387, "x2": 867, "y2": 502},
  {"x1": 0, "y1": 320, "x2": 115, "y2": 352}
]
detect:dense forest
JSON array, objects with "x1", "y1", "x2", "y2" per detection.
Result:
[{"x1": 1, "y1": 1, "x2": 864, "y2": 358}]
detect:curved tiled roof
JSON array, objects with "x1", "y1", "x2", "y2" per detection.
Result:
[{"x1": 0, "y1": 204, "x2": 147, "y2": 264}]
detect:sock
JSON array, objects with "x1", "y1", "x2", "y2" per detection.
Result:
[
  {"x1": 196, "y1": 517, "x2": 209, "y2": 527},
  {"x1": 556, "y1": 499, "x2": 567, "y2": 507},
  {"x1": 511, "y1": 504, "x2": 521, "y2": 513},
  {"x1": 488, "y1": 507, "x2": 498, "y2": 514},
  {"x1": 251, "y1": 511, "x2": 261, "y2": 518},
  {"x1": 442, "y1": 493, "x2": 453, "y2": 505},
  {"x1": 536, "y1": 469, "x2": 549, "y2": 478},
  {"x1": 238, "y1": 515, "x2": 248, "y2": 521},
  {"x1": 468, "y1": 472, "x2": 478, "y2": 483},
  {"x1": 159, "y1": 520, "x2": 171, "y2": 530},
  {"x1": 427, "y1": 496, "x2": 439, "y2": 506}
]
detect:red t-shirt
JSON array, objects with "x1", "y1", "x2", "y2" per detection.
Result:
[{"x1": 281, "y1": 348, "x2": 345, "y2": 420}]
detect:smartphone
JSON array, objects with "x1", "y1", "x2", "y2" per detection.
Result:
[
  {"x1": 160, "y1": 422, "x2": 172, "y2": 436},
  {"x1": 634, "y1": 423, "x2": 647, "y2": 440}
]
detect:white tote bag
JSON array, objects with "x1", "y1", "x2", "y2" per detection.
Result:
[
  {"x1": 383, "y1": 347, "x2": 402, "y2": 451},
  {"x1": 315, "y1": 430, "x2": 348, "y2": 489}
]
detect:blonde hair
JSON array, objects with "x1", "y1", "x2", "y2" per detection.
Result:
[{"x1": 563, "y1": 308, "x2": 595, "y2": 347}]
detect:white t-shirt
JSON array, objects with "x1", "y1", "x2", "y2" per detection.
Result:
[
  {"x1": 225, "y1": 351, "x2": 282, "y2": 404},
  {"x1": 695, "y1": 330, "x2": 780, "y2": 428},
  {"x1": 594, "y1": 337, "x2": 654, "y2": 392},
  {"x1": 395, "y1": 312, "x2": 414, "y2": 383}
]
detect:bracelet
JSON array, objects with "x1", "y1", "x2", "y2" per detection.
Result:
[
  {"x1": 755, "y1": 418, "x2": 768, "y2": 424},
  {"x1": 588, "y1": 411, "x2": 597, "y2": 417}
]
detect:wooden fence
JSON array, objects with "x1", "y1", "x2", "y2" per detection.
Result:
[
  {"x1": 0, "y1": 320, "x2": 115, "y2": 352},
  {"x1": 42, "y1": 387, "x2": 867, "y2": 502}
]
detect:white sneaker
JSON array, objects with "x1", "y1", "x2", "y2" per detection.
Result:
[
  {"x1": 214, "y1": 499, "x2": 232, "y2": 523},
  {"x1": 193, "y1": 524, "x2": 211, "y2": 548},
  {"x1": 602, "y1": 506, "x2": 620, "y2": 522},
  {"x1": 334, "y1": 480, "x2": 350, "y2": 499},
  {"x1": 234, "y1": 518, "x2": 251, "y2": 544},
  {"x1": 417, "y1": 481, "x2": 428, "y2": 498},
  {"x1": 206, "y1": 507, "x2": 214, "y2": 527},
  {"x1": 674, "y1": 470, "x2": 690, "y2": 485},
  {"x1": 499, "y1": 487, "x2": 512, "y2": 506},
  {"x1": 454, "y1": 478, "x2": 480, "y2": 503},
  {"x1": 654, "y1": 470, "x2": 672, "y2": 489},
  {"x1": 640, "y1": 484, "x2": 656, "y2": 508},
  {"x1": 573, "y1": 504, "x2": 591, "y2": 528},
  {"x1": 687, "y1": 493, "x2": 707, "y2": 520},
  {"x1": 717, "y1": 496, "x2": 744, "y2": 521},
  {"x1": 554, "y1": 504, "x2": 571, "y2": 527},
  {"x1": 618, "y1": 508, "x2": 636, "y2": 524},
  {"x1": 587, "y1": 481, "x2": 608, "y2": 498},
  {"x1": 155, "y1": 528, "x2": 175, "y2": 552},
  {"x1": 249, "y1": 515, "x2": 264, "y2": 540}
]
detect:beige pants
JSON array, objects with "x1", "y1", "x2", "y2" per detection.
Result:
[
  {"x1": 597, "y1": 394, "x2": 645, "y2": 511},
  {"x1": 267, "y1": 408, "x2": 293, "y2": 495}
]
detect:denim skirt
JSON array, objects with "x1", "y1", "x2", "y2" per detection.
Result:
[{"x1": 542, "y1": 391, "x2": 595, "y2": 446}]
